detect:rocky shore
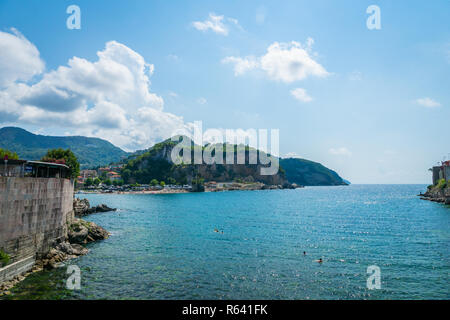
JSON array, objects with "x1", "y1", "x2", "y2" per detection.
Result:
[
  {"x1": 419, "y1": 185, "x2": 450, "y2": 205},
  {"x1": 0, "y1": 200, "x2": 111, "y2": 296},
  {"x1": 73, "y1": 198, "x2": 116, "y2": 216}
]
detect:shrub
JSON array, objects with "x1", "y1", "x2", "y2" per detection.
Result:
[
  {"x1": 0, "y1": 249, "x2": 10, "y2": 267},
  {"x1": 437, "y1": 179, "x2": 447, "y2": 190}
]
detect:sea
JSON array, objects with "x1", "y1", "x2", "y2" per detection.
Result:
[{"x1": 2, "y1": 185, "x2": 449, "y2": 300}]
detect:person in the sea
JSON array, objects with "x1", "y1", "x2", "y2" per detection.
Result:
[
  {"x1": 303, "y1": 251, "x2": 306, "y2": 256},
  {"x1": 318, "y1": 258, "x2": 323, "y2": 263}
]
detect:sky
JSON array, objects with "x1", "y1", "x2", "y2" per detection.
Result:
[{"x1": 0, "y1": 0, "x2": 449, "y2": 184}]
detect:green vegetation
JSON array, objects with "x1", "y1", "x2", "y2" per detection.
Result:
[
  {"x1": 93, "y1": 178, "x2": 101, "y2": 186},
  {"x1": 436, "y1": 179, "x2": 448, "y2": 190},
  {"x1": 85, "y1": 177, "x2": 94, "y2": 186},
  {"x1": 119, "y1": 137, "x2": 347, "y2": 187},
  {"x1": 112, "y1": 180, "x2": 124, "y2": 186},
  {"x1": 150, "y1": 179, "x2": 159, "y2": 186},
  {"x1": 0, "y1": 148, "x2": 19, "y2": 160},
  {"x1": 159, "y1": 181, "x2": 165, "y2": 187},
  {"x1": 0, "y1": 249, "x2": 10, "y2": 267},
  {"x1": 192, "y1": 177, "x2": 205, "y2": 192},
  {"x1": 42, "y1": 148, "x2": 80, "y2": 179},
  {"x1": 0, "y1": 126, "x2": 128, "y2": 169},
  {"x1": 279, "y1": 158, "x2": 347, "y2": 186}
]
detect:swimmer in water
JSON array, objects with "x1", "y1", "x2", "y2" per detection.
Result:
[
  {"x1": 318, "y1": 258, "x2": 323, "y2": 263},
  {"x1": 303, "y1": 251, "x2": 306, "y2": 256}
]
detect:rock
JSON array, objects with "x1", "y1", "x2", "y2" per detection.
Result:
[
  {"x1": 73, "y1": 198, "x2": 116, "y2": 216},
  {"x1": 68, "y1": 218, "x2": 109, "y2": 244},
  {"x1": 87, "y1": 223, "x2": 109, "y2": 241},
  {"x1": 94, "y1": 204, "x2": 117, "y2": 213},
  {"x1": 68, "y1": 221, "x2": 89, "y2": 244},
  {"x1": 73, "y1": 198, "x2": 90, "y2": 216}
]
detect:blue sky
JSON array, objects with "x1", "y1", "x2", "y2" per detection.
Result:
[{"x1": 0, "y1": 0, "x2": 449, "y2": 183}]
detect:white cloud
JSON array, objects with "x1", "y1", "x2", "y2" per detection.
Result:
[
  {"x1": 415, "y1": 97, "x2": 441, "y2": 108},
  {"x1": 329, "y1": 147, "x2": 352, "y2": 157},
  {"x1": 0, "y1": 28, "x2": 45, "y2": 87},
  {"x1": 192, "y1": 13, "x2": 241, "y2": 36},
  {"x1": 0, "y1": 30, "x2": 191, "y2": 151},
  {"x1": 290, "y1": 88, "x2": 313, "y2": 102},
  {"x1": 221, "y1": 56, "x2": 259, "y2": 76},
  {"x1": 222, "y1": 39, "x2": 329, "y2": 83}
]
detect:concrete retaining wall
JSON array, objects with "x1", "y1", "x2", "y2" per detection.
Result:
[{"x1": 0, "y1": 177, "x2": 74, "y2": 282}]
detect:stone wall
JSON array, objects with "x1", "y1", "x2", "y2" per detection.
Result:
[{"x1": 0, "y1": 177, "x2": 74, "y2": 274}]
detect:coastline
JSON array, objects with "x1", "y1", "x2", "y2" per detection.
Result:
[
  {"x1": 0, "y1": 200, "x2": 111, "y2": 296},
  {"x1": 419, "y1": 185, "x2": 450, "y2": 205},
  {"x1": 76, "y1": 182, "x2": 303, "y2": 196}
]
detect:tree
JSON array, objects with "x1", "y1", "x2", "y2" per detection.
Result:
[
  {"x1": 150, "y1": 179, "x2": 159, "y2": 186},
  {"x1": 0, "y1": 148, "x2": 19, "y2": 160},
  {"x1": 84, "y1": 177, "x2": 93, "y2": 186},
  {"x1": 160, "y1": 181, "x2": 165, "y2": 187},
  {"x1": 104, "y1": 179, "x2": 112, "y2": 186},
  {"x1": 167, "y1": 177, "x2": 176, "y2": 185},
  {"x1": 93, "y1": 178, "x2": 101, "y2": 186},
  {"x1": 42, "y1": 148, "x2": 80, "y2": 179}
]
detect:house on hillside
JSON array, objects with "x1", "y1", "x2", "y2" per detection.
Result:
[{"x1": 431, "y1": 161, "x2": 450, "y2": 185}]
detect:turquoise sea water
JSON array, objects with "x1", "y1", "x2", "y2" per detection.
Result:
[{"x1": 3, "y1": 185, "x2": 449, "y2": 299}]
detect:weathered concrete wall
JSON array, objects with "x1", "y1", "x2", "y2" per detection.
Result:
[{"x1": 0, "y1": 177, "x2": 74, "y2": 272}]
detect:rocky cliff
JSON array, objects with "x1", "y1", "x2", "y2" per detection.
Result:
[{"x1": 420, "y1": 184, "x2": 450, "y2": 205}]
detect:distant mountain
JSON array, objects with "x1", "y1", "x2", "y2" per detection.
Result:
[
  {"x1": 120, "y1": 137, "x2": 348, "y2": 186},
  {"x1": 0, "y1": 127, "x2": 129, "y2": 169},
  {"x1": 279, "y1": 158, "x2": 348, "y2": 186}
]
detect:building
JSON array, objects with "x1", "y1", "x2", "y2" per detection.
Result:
[
  {"x1": 431, "y1": 161, "x2": 450, "y2": 185},
  {"x1": 0, "y1": 160, "x2": 73, "y2": 284},
  {"x1": 0, "y1": 159, "x2": 70, "y2": 179},
  {"x1": 106, "y1": 171, "x2": 122, "y2": 182},
  {"x1": 98, "y1": 167, "x2": 111, "y2": 176},
  {"x1": 77, "y1": 169, "x2": 98, "y2": 184}
]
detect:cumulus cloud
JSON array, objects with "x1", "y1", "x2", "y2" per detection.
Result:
[
  {"x1": 329, "y1": 147, "x2": 352, "y2": 157},
  {"x1": 0, "y1": 30, "x2": 190, "y2": 151},
  {"x1": 222, "y1": 39, "x2": 329, "y2": 83},
  {"x1": 415, "y1": 97, "x2": 441, "y2": 108},
  {"x1": 0, "y1": 28, "x2": 45, "y2": 87},
  {"x1": 192, "y1": 13, "x2": 241, "y2": 36},
  {"x1": 290, "y1": 88, "x2": 313, "y2": 102}
]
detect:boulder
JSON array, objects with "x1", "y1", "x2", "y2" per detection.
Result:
[{"x1": 68, "y1": 221, "x2": 89, "y2": 244}]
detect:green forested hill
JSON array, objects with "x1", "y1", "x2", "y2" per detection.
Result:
[
  {"x1": 279, "y1": 158, "x2": 347, "y2": 186},
  {"x1": 0, "y1": 127, "x2": 128, "y2": 168},
  {"x1": 120, "y1": 137, "x2": 348, "y2": 186}
]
